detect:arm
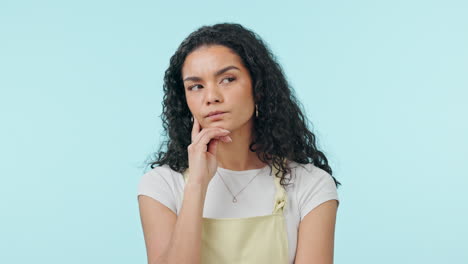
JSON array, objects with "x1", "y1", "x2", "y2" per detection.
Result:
[
  {"x1": 294, "y1": 199, "x2": 339, "y2": 264},
  {"x1": 138, "y1": 120, "x2": 231, "y2": 263},
  {"x1": 138, "y1": 181, "x2": 208, "y2": 264}
]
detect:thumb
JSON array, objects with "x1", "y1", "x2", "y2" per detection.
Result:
[{"x1": 207, "y1": 139, "x2": 219, "y2": 156}]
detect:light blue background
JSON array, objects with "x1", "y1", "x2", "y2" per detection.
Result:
[{"x1": 1, "y1": 0, "x2": 467, "y2": 263}]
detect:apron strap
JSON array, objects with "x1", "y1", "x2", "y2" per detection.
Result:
[
  {"x1": 271, "y1": 164, "x2": 288, "y2": 214},
  {"x1": 182, "y1": 168, "x2": 189, "y2": 183}
]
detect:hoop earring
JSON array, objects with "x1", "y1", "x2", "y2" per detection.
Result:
[{"x1": 255, "y1": 104, "x2": 258, "y2": 118}]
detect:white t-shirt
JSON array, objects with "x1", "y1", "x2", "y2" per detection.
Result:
[{"x1": 137, "y1": 160, "x2": 340, "y2": 264}]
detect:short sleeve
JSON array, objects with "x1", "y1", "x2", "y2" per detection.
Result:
[
  {"x1": 137, "y1": 169, "x2": 177, "y2": 214},
  {"x1": 296, "y1": 167, "x2": 340, "y2": 221}
]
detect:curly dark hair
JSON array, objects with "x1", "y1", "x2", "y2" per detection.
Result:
[{"x1": 146, "y1": 22, "x2": 341, "y2": 189}]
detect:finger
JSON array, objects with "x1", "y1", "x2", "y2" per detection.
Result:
[
  {"x1": 215, "y1": 135, "x2": 232, "y2": 142},
  {"x1": 207, "y1": 138, "x2": 219, "y2": 156},
  {"x1": 191, "y1": 116, "x2": 200, "y2": 142},
  {"x1": 193, "y1": 128, "x2": 229, "y2": 146},
  {"x1": 193, "y1": 128, "x2": 230, "y2": 147}
]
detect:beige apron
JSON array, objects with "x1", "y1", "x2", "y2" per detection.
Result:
[{"x1": 182, "y1": 164, "x2": 289, "y2": 264}]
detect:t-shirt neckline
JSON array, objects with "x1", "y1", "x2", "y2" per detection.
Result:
[{"x1": 217, "y1": 165, "x2": 269, "y2": 175}]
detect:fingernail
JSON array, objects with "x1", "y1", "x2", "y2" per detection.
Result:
[{"x1": 223, "y1": 129, "x2": 230, "y2": 133}]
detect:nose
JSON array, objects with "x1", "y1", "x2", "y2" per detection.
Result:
[{"x1": 205, "y1": 83, "x2": 223, "y2": 105}]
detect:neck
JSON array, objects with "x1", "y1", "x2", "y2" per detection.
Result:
[{"x1": 215, "y1": 122, "x2": 266, "y2": 171}]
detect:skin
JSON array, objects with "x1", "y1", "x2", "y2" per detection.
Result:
[{"x1": 182, "y1": 44, "x2": 266, "y2": 171}]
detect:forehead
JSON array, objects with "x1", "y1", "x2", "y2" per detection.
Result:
[{"x1": 181, "y1": 45, "x2": 243, "y2": 77}]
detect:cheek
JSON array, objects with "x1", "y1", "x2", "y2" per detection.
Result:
[
  {"x1": 232, "y1": 79, "x2": 253, "y2": 101},
  {"x1": 185, "y1": 96, "x2": 199, "y2": 116},
  {"x1": 232, "y1": 95, "x2": 255, "y2": 117}
]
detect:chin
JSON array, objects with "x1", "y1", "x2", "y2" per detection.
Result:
[
  {"x1": 203, "y1": 119, "x2": 229, "y2": 129},
  {"x1": 206, "y1": 123, "x2": 229, "y2": 129}
]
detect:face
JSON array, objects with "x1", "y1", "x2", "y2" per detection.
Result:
[{"x1": 181, "y1": 45, "x2": 255, "y2": 131}]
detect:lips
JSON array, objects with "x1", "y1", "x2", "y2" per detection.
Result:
[{"x1": 206, "y1": 111, "x2": 226, "y2": 117}]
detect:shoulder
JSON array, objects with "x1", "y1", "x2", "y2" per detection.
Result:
[
  {"x1": 139, "y1": 164, "x2": 182, "y2": 185},
  {"x1": 137, "y1": 165, "x2": 185, "y2": 214},
  {"x1": 287, "y1": 161, "x2": 340, "y2": 221},
  {"x1": 288, "y1": 161, "x2": 335, "y2": 187}
]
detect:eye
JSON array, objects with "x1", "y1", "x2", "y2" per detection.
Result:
[
  {"x1": 187, "y1": 84, "x2": 202, "y2": 91},
  {"x1": 221, "y1": 76, "x2": 236, "y2": 84}
]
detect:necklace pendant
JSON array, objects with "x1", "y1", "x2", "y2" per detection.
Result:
[{"x1": 232, "y1": 197, "x2": 237, "y2": 203}]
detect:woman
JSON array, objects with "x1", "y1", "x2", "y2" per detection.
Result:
[{"x1": 138, "y1": 22, "x2": 341, "y2": 264}]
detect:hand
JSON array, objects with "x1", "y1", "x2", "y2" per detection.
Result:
[{"x1": 187, "y1": 117, "x2": 232, "y2": 186}]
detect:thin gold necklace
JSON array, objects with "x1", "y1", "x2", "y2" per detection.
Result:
[{"x1": 217, "y1": 166, "x2": 267, "y2": 203}]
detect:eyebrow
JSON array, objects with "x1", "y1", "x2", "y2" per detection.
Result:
[{"x1": 183, "y1": 65, "x2": 240, "y2": 83}]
